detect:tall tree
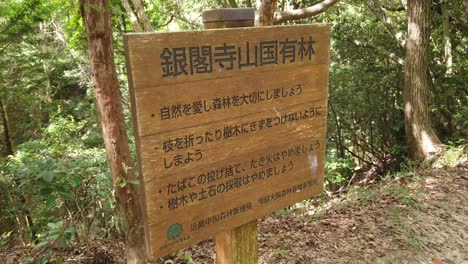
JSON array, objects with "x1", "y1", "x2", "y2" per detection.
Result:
[
  {"x1": 366, "y1": 0, "x2": 443, "y2": 159},
  {"x1": 80, "y1": 0, "x2": 146, "y2": 262},
  {"x1": 403, "y1": 0, "x2": 440, "y2": 159}
]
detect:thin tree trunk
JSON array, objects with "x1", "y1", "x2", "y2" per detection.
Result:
[
  {"x1": 80, "y1": 0, "x2": 146, "y2": 262},
  {"x1": 216, "y1": 0, "x2": 229, "y2": 8},
  {"x1": 20, "y1": 196, "x2": 36, "y2": 242},
  {"x1": 7, "y1": 193, "x2": 26, "y2": 245},
  {"x1": 0, "y1": 95, "x2": 13, "y2": 156},
  {"x1": 121, "y1": 0, "x2": 143, "y2": 32},
  {"x1": 279, "y1": 0, "x2": 286, "y2": 12},
  {"x1": 441, "y1": 1, "x2": 452, "y2": 76},
  {"x1": 39, "y1": 22, "x2": 52, "y2": 104},
  {"x1": 257, "y1": 0, "x2": 278, "y2": 26},
  {"x1": 329, "y1": 102, "x2": 344, "y2": 158},
  {"x1": 403, "y1": 0, "x2": 440, "y2": 159},
  {"x1": 227, "y1": 0, "x2": 238, "y2": 8},
  {"x1": 130, "y1": 0, "x2": 153, "y2": 32}
]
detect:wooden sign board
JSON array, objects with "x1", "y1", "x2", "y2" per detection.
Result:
[{"x1": 124, "y1": 24, "x2": 331, "y2": 259}]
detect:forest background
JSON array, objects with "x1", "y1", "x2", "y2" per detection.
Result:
[{"x1": 0, "y1": 0, "x2": 466, "y2": 262}]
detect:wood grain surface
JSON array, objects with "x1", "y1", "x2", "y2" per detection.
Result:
[{"x1": 124, "y1": 24, "x2": 331, "y2": 259}]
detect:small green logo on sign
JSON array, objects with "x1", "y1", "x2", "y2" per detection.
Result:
[{"x1": 166, "y1": 224, "x2": 183, "y2": 240}]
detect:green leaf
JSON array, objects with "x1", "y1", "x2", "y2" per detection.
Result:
[
  {"x1": 20, "y1": 256, "x2": 34, "y2": 264},
  {"x1": 55, "y1": 171, "x2": 67, "y2": 179},
  {"x1": 45, "y1": 195, "x2": 56, "y2": 208},
  {"x1": 64, "y1": 228, "x2": 75, "y2": 236},
  {"x1": 34, "y1": 241, "x2": 48, "y2": 250},
  {"x1": 71, "y1": 175, "x2": 82, "y2": 188},
  {"x1": 39, "y1": 187, "x2": 54, "y2": 196},
  {"x1": 58, "y1": 191, "x2": 73, "y2": 201},
  {"x1": 46, "y1": 232, "x2": 60, "y2": 241},
  {"x1": 40, "y1": 171, "x2": 55, "y2": 183},
  {"x1": 47, "y1": 221, "x2": 60, "y2": 229}
]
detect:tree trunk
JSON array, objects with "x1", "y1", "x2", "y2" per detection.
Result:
[
  {"x1": 121, "y1": 0, "x2": 143, "y2": 32},
  {"x1": 80, "y1": 0, "x2": 146, "y2": 262},
  {"x1": 216, "y1": 0, "x2": 229, "y2": 8},
  {"x1": 257, "y1": 0, "x2": 340, "y2": 26},
  {"x1": 227, "y1": 0, "x2": 238, "y2": 8},
  {"x1": 403, "y1": 0, "x2": 440, "y2": 159},
  {"x1": 257, "y1": 0, "x2": 278, "y2": 26},
  {"x1": 441, "y1": 1, "x2": 452, "y2": 76},
  {"x1": 0, "y1": 95, "x2": 13, "y2": 156},
  {"x1": 129, "y1": 0, "x2": 153, "y2": 32}
]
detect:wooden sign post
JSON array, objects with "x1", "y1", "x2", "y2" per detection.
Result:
[
  {"x1": 124, "y1": 13, "x2": 331, "y2": 262},
  {"x1": 202, "y1": 8, "x2": 258, "y2": 264}
]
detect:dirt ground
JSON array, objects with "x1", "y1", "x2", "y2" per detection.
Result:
[{"x1": 1, "y1": 160, "x2": 467, "y2": 264}]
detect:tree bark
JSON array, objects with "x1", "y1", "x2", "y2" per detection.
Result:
[
  {"x1": 227, "y1": 0, "x2": 239, "y2": 8},
  {"x1": 403, "y1": 0, "x2": 440, "y2": 159},
  {"x1": 216, "y1": 0, "x2": 230, "y2": 8},
  {"x1": 441, "y1": 1, "x2": 452, "y2": 76},
  {"x1": 257, "y1": 0, "x2": 339, "y2": 26},
  {"x1": 121, "y1": 0, "x2": 143, "y2": 32},
  {"x1": 130, "y1": 0, "x2": 153, "y2": 32},
  {"x1": 80, "y1": 0, "x2": 147, "y2": 262},
  {"x1": 257, "y1": 0, "x2": 278, "y2": 26},
  {"x1": 0, "y1": 95, "x2": 13, "y2": 156},
  {"x1": 273, "y1": 0, "x2": 339, "y2": 24}
]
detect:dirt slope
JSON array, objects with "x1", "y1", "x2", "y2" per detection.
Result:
[{"x1": 256, "y1": 163, "x2": 467, "y2": 264}]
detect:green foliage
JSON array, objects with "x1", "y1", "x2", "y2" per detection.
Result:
[
  {"x1": 180, "y1": 253, "x2": 194, "y2": 262},
  {"x1": 0, "y1": 0, "x2": 94, "y2": 155},
  {"x1": 0, "y1": 0, "x2": 46, "y2": 45},
  {"x1": 324, "y1": 157, "x2": 355, "y2": 191},
  {"x1": 34, "y1": 221, "x2": 75, "y2": 250},
  {"x1": 326, "y1": 2, "x2": 407, "y2": 163},
  {"x1": 276, "y1": 207, "x2": 295, "y2": 216},
  {"x1": 0, "y1": 231, "x2": 12, "y2": 247},
  {"x1": 431, "y1": 144, "x2": 466, "y2": 168},
  {"x1": 0, "y1": 114, "x2": 117, "y2": 244}
]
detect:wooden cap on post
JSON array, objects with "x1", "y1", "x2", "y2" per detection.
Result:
[{"x1": 202, "y1": 8, "x2": 255, "y2": 29}]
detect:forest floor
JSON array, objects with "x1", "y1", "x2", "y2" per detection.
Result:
[{"x1": 1, "y1": 155, "x2": 467, "y2": 264}]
